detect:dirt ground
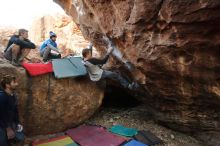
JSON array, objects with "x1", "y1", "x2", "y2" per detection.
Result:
[
  {"x1": 86, "y1": 105, "x2": 202, "y2": 146},
  {"x1": 27, "y1": 105, "x2": 202, "y2": 146}
]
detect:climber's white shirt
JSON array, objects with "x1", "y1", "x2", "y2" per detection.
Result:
[{"x1": 83, "y1": 61, "x2": 103, "y2": 81}]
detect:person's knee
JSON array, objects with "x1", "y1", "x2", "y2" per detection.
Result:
[
  {"x1": 12, "y1": 44, "x2": 20, "y2": 50},
  {"x1": 13, "y1": 44, "x2": 20, "y2": 49}
]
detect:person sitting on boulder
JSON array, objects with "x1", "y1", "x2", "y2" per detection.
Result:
[
  {"x1": 0, "y1": 75, "x2": 25, "y2": 146},
  {"x1": 82, "y1": 43, "x2": 138, "y2": 90},
  {"x1": 3, "y1": 29, "x2": 36, "y2": 66},
  {"x1": 39, "y1": 31, "x2": 61, "y2": 62}
]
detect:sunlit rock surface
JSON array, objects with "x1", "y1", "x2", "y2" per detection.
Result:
[
  {"x1": 29, "y1": 14, "x2": 90, "y2": 56},
  {"x1": 0, "y1": 27, "x2": 17, "y2": 52}
]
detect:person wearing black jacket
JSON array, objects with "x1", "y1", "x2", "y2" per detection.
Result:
[
  {"x1": 3, "y1": 29, "x2": 36, "y2": 66},
  {"x1": 0, "y1": 75, "x2": 24, "y2": 146}
]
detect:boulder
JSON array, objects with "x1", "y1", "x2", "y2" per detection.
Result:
[
  {"x1": 0, "y1": 58, "x2": 104, "y2": 136},
  {"x1": 54, "y1": 0, "x2": 220, "y2": 145}
]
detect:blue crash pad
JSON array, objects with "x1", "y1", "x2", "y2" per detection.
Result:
[
  {"x1": 123, "y1": 140, "x2": 148, "y2": 146},
  {"x1": 52, "y1": 57, "x2": 87, "y2": 78}
]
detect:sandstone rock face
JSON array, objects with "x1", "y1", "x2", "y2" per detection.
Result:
[
  {"x1": 55, "y1": 0, "x2": 220, "y2": 145},
  {"x1": 0, "y1": 58, "x2": 104, "y2": 136},
  {"x1": 29, "y1": 14, "x2": 90, "y2": 56},
  {"x1": 0, "y1": 15, "x2": 96, "y2": 59},
  {"x1": 0, "y1": 27, "x2": 17, "y2": 52}
]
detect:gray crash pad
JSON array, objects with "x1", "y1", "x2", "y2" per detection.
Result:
[{"x1": 52, "y1": 57, "x2": 87, "y2": 78}]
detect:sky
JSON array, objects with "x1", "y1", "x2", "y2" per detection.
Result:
[{"x1": 0, "y1": 0, "x2": 65, "y2": 29}]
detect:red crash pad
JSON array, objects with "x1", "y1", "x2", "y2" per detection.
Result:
[
  {"x1": 22, "y1": 62, "x2": 53, "y2": 76},
  {"x1": 66, "y1": 125, "x2": 127, "y2": 146}
]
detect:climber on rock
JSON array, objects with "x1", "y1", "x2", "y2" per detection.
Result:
[
  {"x1": 39, "y1": 31, "x2": 61, "y2": 62},
  {"x1": 0, "y1": 75, "x2": 25, "y2": 146},
  {"x1": 82, "y1": 43, "x2": 138, "y2": 90},
  {"x1": 3, "y1": 29, "x2": 36, "y2": 66}
]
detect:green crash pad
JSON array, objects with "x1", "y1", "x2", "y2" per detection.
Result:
[
  {"x1": 109, "y1": 125, "x2": 138, "y2": 137},
  {"x1": 52, "y1": 57, "x2": 87, "y2": 79}
]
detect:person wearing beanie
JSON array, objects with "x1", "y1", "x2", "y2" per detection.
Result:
[
  {"x1": 39, "y1": 31, "x2": 61, "y2": 62},
  {"x1": 3, "y1": 29, "x2": 36, "y2": 66}
]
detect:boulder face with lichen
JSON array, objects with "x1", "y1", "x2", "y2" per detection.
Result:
[{"x1": 55, "y1": 0, "x2": 220, "y2": 145}]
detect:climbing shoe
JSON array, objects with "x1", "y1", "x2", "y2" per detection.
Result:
[
  {"x1": 128, "y1": 82, "x2": 139, "y2": 90},
  {"x1": 124, "y1": 61, "x2": 134, "y2": 71}
]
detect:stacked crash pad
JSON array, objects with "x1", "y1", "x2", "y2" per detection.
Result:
[
  {"x1": 52, "y1": 57, "x2": 87, "y2": 79},
  {"x1": 22, "y1": 62, "x2": 53, "y2": 76},
  {"x1": 22, "y1": 56, "x2": 87, "y2": 78}
]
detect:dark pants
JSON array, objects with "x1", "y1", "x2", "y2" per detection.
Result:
[
  {"x1": 40, "y1": 47, "x2": 61, "y2": 61},
  {"x1": 0, "y1": 128, "x2": 25, "y2": 146},
  {"x1": 101, "y1": 70, "x2": 129, "y2": 88},
  {"x1": 0, "y1": 128, "x2": 8, "y2": 146}
]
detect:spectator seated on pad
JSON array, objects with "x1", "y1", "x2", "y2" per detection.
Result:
[
  {"x1": 3, "y1": 29, "x2": 36, "y2": 66},
  {"x1": 82, "y1": 43, "x2": 138, "y2": 90},
  {"x1": 0, "y1": 75, "x2": 25, "y2": 146},
  {"x1": 39, "y1": 31, "x2": 61, "y2": 62}
]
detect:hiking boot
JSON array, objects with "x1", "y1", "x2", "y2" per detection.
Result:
[
  {"x1": 11, "y1": 54, "x2": 22, "y2": 66},
  {"x1": 128, "y1": 82, "x2": 140, "y2": 90}
]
